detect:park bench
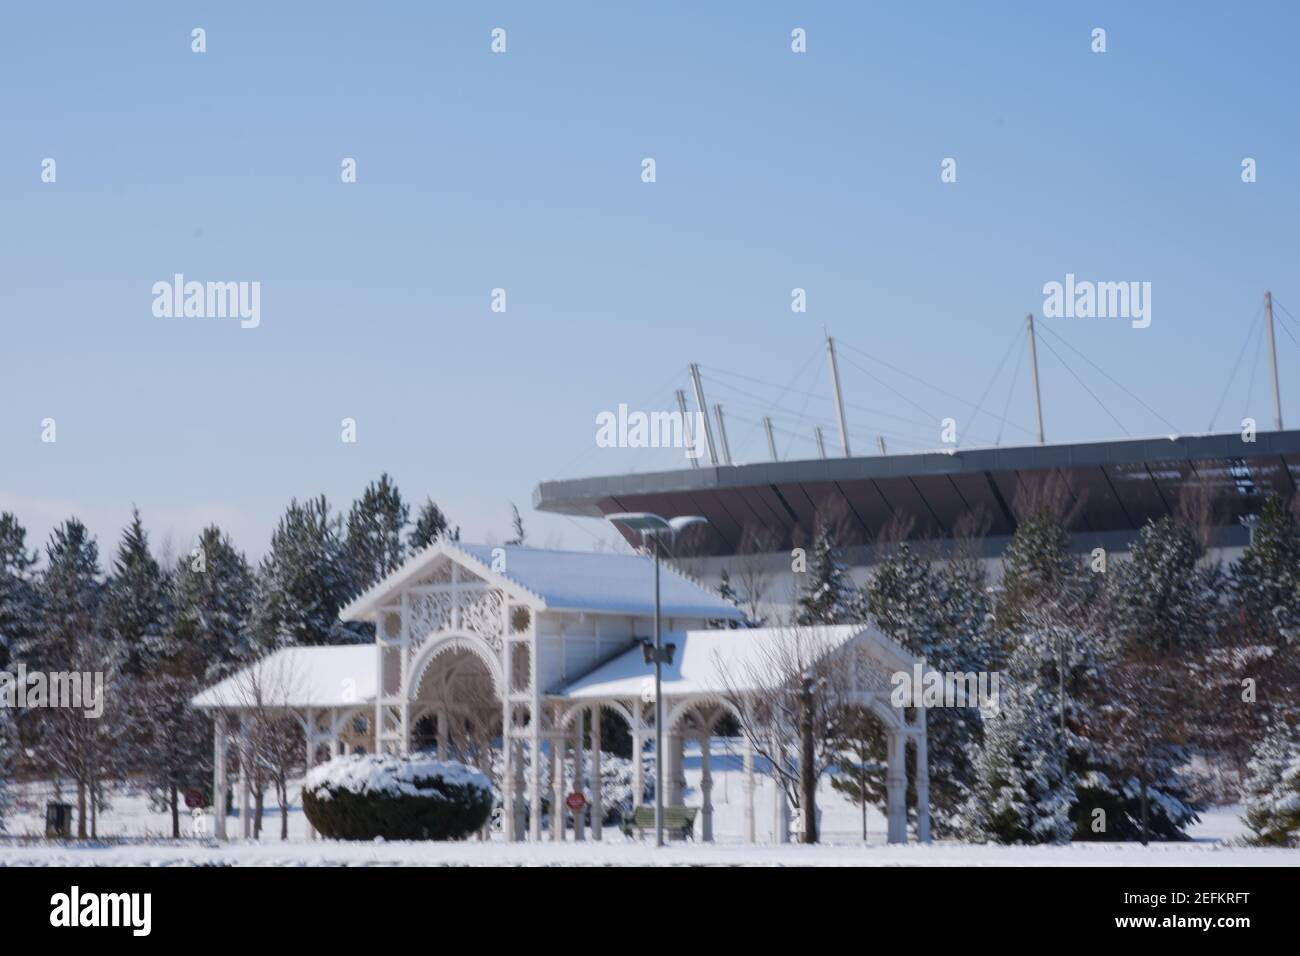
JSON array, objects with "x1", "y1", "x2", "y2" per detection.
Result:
[{"x1": 621, "y1": 805, "x2": 697, "y2": 841}]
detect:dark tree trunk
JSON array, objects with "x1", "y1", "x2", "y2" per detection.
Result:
[
  {"x1": 170, "y1": 782, "x2": 180, "y2": 839},
  {"x1": 77, "y1": 781, "x2": 87, "y2": 839},
  {"x1": 799, "y1": 674, "x2": 817, "y2": 844},
  {"x1": 1139, "y1": 775, "x2": 1150, "y2": 846}
]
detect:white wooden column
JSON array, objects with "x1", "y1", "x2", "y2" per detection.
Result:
[
  {"x1": 572, "y1": 721, "x2": 585, "y2": 841},
  {"x1": 512, "y1": 737, "x2": 527, "y2": 839},
  {"x1": 239, "y1": 723, "x2": 251, "y2": 839},
  {"x1": 527, "y1": 733, "x2": 542, "y2": 842},
  {"x1": 771, "y1": 737, "x2": 789, "y2": 844},
  {"x1": 551, "y1": 723, "x2": 565, "y2": 842},
  {"x1": 590, "y1": 705, "x2": 603, "y2": 841},
  {"x1": 630, "y1": 701, "x2": 644, "y2": 812},
  {"x1": 886, "y1": 730, "x2": 907, "y2": 844},
  {"x1": 743, "y1": 738, "x2": 755, "y2": 844},
  {"x1": 700, "y1": 732, "x2": 713, "y2": 842},
  {"x1": 667, "y1": 731, "x2": 683, "y2": 805},
  {"x1": 213, "y1": 713, "x2": 228, "y2": 841},
  {"x1": 303, "y1": 708, "x2": 317, "y2": 840}
]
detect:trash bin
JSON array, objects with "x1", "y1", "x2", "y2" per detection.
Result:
[{"x1": 45, "y1": 802, "x2": 74, "y2": 839}]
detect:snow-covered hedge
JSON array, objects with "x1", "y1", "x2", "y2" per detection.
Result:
[{"x1": 302, "y1": 754, "x2": 493, "y2": 841}]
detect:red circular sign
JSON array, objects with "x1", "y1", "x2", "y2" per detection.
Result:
[
  {"x1": 565, "y1": 792, "x2": 587, "y2": 811},
  {"x1": 184, "y1": 789, "x2": 204, "y2": 810}
]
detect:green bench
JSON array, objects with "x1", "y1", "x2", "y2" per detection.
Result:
[{"x1": 622, "y1": 805, "x2": 697, "y2": 841}]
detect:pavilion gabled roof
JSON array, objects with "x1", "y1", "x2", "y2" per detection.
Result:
[
  {"x1": 555, "y1": 624, "x2": 917, "y2": 700},
  {"x1": 191, "y1": 644, "x2": 377, "y2": 710},
  {"x1": 340, "y1": 540, "x2": 744, "y2": 623}
]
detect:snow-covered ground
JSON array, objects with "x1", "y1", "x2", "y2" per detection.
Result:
[{"x1": 3, "y1": 744, "x2": 1295, "y2": 866}]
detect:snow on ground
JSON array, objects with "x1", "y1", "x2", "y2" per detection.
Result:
[{"x1": 3, "y1": 743, "x2": 1295, "y2": 866}]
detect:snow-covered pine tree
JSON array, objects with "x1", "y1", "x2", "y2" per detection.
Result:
[
  {"x1": 409, "y1": 497, "x2": 458, "y2": 551},
  {"x1": 828, "y1": 706, "x2": 887, "y2": 839},
  {"x1": 252, "y1": 496, "x2": 366, "y2": 647},
  {"x1": 993, "y1": 506, "x2": 1089, "y2": 638},
  {"x1": 862, "y1": 542, "x2": 985, "y2": 834},
  {"x1": 345, "y1": 473, "x2": 409, "y2": 593},
  {"x1": 711, "y1": 569, "x2": 742, "y2": 628},
  {"x1": 961, "y1": 642, "x2": 1076, "y2": 844},
  {"x1": 795, "y1": 520, "x2": 856, "y2": 625},
  {"x1": 102, "y1": 507, "x2": 172, "y2": 678},
  {"x1": 1242, "y1": 719, "x2": 1300, "y2": 846},
  {"x1": 505, "y1": 503, "x2": 527, "y2": 546},
  {"x1": 0, "y1": 512, "x2": 40, "y2": 670},
  {"x1": 0, "y1": 705, "x2": 15, "y2": 833},
  {"x1": 169, "y1": 525, "x2": 256, "y2": 680},
  {"x1": 1231, "y1": 494, "x2": 1300, "y2": 646},
  {"x1": 1083, "y1": 516, "x2": 1208, "y2": 842}
]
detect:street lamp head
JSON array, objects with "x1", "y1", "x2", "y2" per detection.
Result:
[{"x1": 606, "y1": 512, "x2": 709, "y2": 538}]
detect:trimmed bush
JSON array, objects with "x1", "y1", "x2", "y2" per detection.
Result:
[{"x1": 303, "y1": 754, "x2": 493, "y2": 841}]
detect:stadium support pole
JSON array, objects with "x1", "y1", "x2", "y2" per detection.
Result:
[
  {"x1": 763, "y1": 416, "x2": 778, "y2": 462},
  {"x1": 815, "y1": 426, "x2": 827, "y2": 459},
  {"x1": 826, "y1": 336, "x2": 852, "y2": 456},
  {"x1": 1265, "y1": 291, "x2": 1284, "y2": 430},
  {"x1": 714, "y1": 404, "x2": 733, "y2": 465},
  {"x1": 675, "y1": 389, "x2": 699, "y2": 468},
  {"x1": 688, "y1": 363, "x2": 720, "y2": 464},
  {"x1": 1026, "y1": 313, "x2": 1045, "y2": 444}
]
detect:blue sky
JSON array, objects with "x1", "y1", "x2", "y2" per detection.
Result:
[{"x1": 2, "y1": 1, "x2": 1298, "y2": 561}]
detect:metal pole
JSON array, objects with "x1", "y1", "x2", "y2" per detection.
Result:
[
  {"x1": 826, "y1": 336, "x2": 851, "y2": 456},
  {"x1": 877, "y1": 435, "x2": 887, "y2": 456},
  {"x1": 653, "y1": 534, "x2": 664, "y2": 848},
  {"x1": 1265, "y1": 291, "x2": 1284, "y2": 430},
  {"x1": 675, "y1": 389, "x2": 699, "y2": 469},
  {"x1": 714, "y1": 404, "x2": 733, "y2": 465},
  {"x1": 688, "y1": 363, "x2": 719, "y2": 465},
  {"x1": 763, "y1": 416, "x2": 778, "y2": 462},
  {"x1": 814, "y1": 426, "x2": 827, "y2": 459},
  {"x1": 1026, "y1": 313, "x2": 1045, "y2": 444}
]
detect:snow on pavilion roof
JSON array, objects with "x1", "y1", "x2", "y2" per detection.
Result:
[
  {"x1": 191, "y1": 644, "x2": 377, "y2": 710},
  {"x1": 555, "y1": 624, "x2": 917, "y2": 701},
  {"x1": 340, "y1": 540, "x2": 744, "y2": 622}
]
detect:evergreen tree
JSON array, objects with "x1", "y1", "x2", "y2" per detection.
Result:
[
  {"x1": 506, "y1": 503, "x2": 527, "y2": 546},
  {"x1": 828, "y1": 706, "x2": 887, "y2": 839},
  {"x1": 1231, "y1": 495, "x2": 1300, "y2": 646},
  {"x1": 169, "y1": 526, "x2": 256, "y2": 680},
  {"x1": 409, "y1": 497, "x2": 458, "y2": 550},
  {"x1": 102, "y1": 508, "x2": 172, "y2": 677},
  {"x1": 863, "y1": 542, "x2": 988, "y2": 833},
  {"x1": 994, "y1": 507, "x2": 1088, "y2": 636},
  {"x1": 712, "y1": 569, "x2": 742, "y2": 628},
  {"x1": 0, "y1": 512, "x2": 40, "y2": 670},
  {"x1": 1242, "y1": 719, "x2": 1300, "y2": 847},
  {"x1": 346, "y1": 473, "x2": 409, "y2": 592},
  {"x1": 0, "y1": 705, "x2": 14, "y2": 833},
  {"x1": 795, "y1": 522, "x2": 856, "y2": 625},
  {"x1": 34, "y1": 519, "x2": 102, "y2": 669},
  {"x1": 252, "y1": 496, "x2": 366, "y2": 647},
  {"x1": 962, "y1": 644, "x2": 1076, "y2": 844}
]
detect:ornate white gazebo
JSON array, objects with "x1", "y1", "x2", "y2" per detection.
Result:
[{"x1": 193, "y1": 541, "x2": 930, "y2": 844}]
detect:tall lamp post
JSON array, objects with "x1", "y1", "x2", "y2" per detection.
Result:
[{"x1": 606, "y1": 512, "x2": 708, "y2": 847}]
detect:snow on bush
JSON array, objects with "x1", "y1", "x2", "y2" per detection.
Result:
[
  {"x1": 1242, "y1": 722, "x2": 1300, "y2": 847},
  {"x1": 303, "y1": 754, "x2": 493, "y2": 841}
]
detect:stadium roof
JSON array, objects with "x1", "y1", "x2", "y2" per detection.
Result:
[{"x1": 534, "y1": 431, "x2": 1300, "y2": 553}]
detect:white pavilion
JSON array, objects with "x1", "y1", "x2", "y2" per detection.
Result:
[{"x1": 193, "y1": 541, "x2": 931, "y2": 844}]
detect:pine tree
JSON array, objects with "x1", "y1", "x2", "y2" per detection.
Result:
[
  {"x1": 962, "y1": 646, "x2": 1076, "y2": 844},
  {"x1": 252, "y1": 496, "x2": 366, "y2": 647},
  {"x1": 796, "y1": 522, "x2": 856, "y2": 625},
  {"x1": 506, "y1": 503, "x2": 527, "y2": 546},
  {"x1": 346, "y1": 473, "x2": 409, "y2": 592},
  {"x1": 102, "y1": 508, "x2": 172, "y2": 678},
  {"x1": 1242, "y1": 719, "x2": 1300, "y2": 847},
  {"x1": 994, "y1": 507, "x2": 1088, "y2": 636},
  {"x1": 828, "y1": 706, "x2": 887, "y2": 839},
  {"x1": 712, "y1": 569, "x2": 742, "y2": 628},
  {"x1": 1231, "y1": 495, "x2": 1300, "y2": 646},
  {"x1": 169, "y1": 526, "x2": 256, "y2": 680},
  {"x1": 863, "y1": 542, "x2": 987, "y2": 833},
  {"x1": 410, "y1": 497, "x2": 458, "y2": 550},
  {"x1": 0, "y1": 705, "x2": 15, "y2": 833},
  {"x1": 0, "y1": 512, "x2": 40, "y2": 670}
]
